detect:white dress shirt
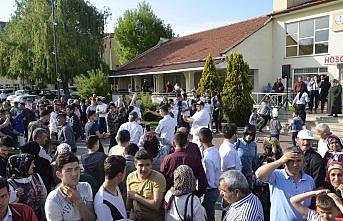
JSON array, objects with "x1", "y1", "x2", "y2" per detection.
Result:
[
  {"x1": 202, "y1": 146, "x2": 221, "y2": 189},
  {"x1": 155, "y1": 115, "x2": 176, "y2": 145},
  {"x1": 2, "y1": 206, "x2": 12, "y2": 221},
  {"x1": 117, "y1": 121, "x2": 143, "y2": 144},
  {"x1": 190, "y1": 109, "x2": 210, "y2": 136},
  {"x1": 293, "y1": 92, "x2": 310, "y2": 105},
  {"x1": 219, "y1": 139, "x2": 242, "y2": 172},
  {"x1": 49, "y1": 111, "x2": 58, "y2": 134}
]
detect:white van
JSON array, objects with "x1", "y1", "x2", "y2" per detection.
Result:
[{"x1": 0, "y1": 88, "x2": 14, "y2": 101}]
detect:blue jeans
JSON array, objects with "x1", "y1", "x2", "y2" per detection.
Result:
[{"x1": 203, "y1": 189, "x2": 219, "y2": 221}]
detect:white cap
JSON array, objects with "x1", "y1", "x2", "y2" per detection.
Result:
[{"x1": 297, "y1": 129, "x2": 315, "y2": 140}]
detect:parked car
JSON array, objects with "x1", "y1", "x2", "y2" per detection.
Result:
[
  {"x1": 29, "y1": 89, "x2": 56, "y2": 100},
  {"x1": 0, "y1": 88, "x2": 14, "y2": 102},
  {"x1": 6, "y1": 94, "x2": 17, "y2": 103},
  {"x1": 11, "y1": 94, "x2": 41, "y2": 106},
  {"x1": 15, "y1": 89, "x2": 29, "y2": 96}
]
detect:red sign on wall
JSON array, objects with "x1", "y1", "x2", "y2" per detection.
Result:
[{"x1": 324, "y1": 55, "x2": 343, "y2": 65}]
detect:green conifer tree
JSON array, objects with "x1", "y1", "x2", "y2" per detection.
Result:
[
  {"x1": 222, "y1": 52, "x2": 254, "y2": 126},
  {"x1": 196, "y1": 54, "x2": 222, "y2": 96}
]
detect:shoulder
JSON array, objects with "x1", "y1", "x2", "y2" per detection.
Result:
[{"x1": 46, "y1": 188, "x2": 61, "y2": 202}]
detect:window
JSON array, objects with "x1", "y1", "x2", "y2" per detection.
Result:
[{"x1": 285, "y1": 16, "x2": 329, "y2": 57}]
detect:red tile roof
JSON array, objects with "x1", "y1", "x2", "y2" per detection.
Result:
[{"x1": 111, "y1": 16, "x2": 270, "y2": 77}]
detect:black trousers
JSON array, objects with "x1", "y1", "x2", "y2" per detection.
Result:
[
  {"x1": 259, "y1": 115, "x2": 271, "y2": 131},
  {"x1": 309, "y1": 90, "x2": 319, "y2": 112}
]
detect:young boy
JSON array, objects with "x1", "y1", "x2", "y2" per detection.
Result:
[
  {"x1": 199, "y1": 127, "x2": 221, "y2": 221},
  {"x1": 81, "y1": 135, "x2": 106, "y2": 185},
  {"x1": 249, "y1": 108, "x2": 259, "y2": 127},
  {"x1": 269, "y1": 108, "x2": 282, "y2": 140},
  {"x1": 288, "y1": 110, "x2": 302, "y2": 146},
  {"x1": 291, "y1": 190, "x2": 343, "y2": 221}
]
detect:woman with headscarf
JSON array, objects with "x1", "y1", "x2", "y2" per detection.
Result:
[
  {"x1": 20, "y1": 141, "x2": 53, "y2": 193},
  {"x1": 165, "y1": 165, "x2": 207, "y2": 221},
  {"x1": 328, "y1": 79, "x2": 342, "y2": 117},
  {"x1": 323, "y1": 135, "x2": 343, "y2": 166},
  {"x1": 7, "y1": 153, "x2": 47, "y2": 220}
]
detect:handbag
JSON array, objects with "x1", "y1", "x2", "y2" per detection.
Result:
[{"x1": 174, "y1": 194, "x2": 194, "y2": 221}]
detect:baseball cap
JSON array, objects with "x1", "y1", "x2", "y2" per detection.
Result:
[{"x1": 297, "y1": 129, "x2": 314, "y2": 140}]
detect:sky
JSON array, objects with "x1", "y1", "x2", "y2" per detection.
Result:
[{"x1": 0, "y1": 0, "x2": 272, "y2": 36}]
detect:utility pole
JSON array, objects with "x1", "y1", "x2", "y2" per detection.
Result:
[{"x1": 51, "y1": 0, "x2": 60, "y2": 99}]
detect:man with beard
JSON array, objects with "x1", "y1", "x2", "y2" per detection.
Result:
[
  {"x1": 0, "y1": 137, "x2": 13, "y2": 178},
  {"x1": 27, "y1": 109, "x2": 50, "y2": 141}
]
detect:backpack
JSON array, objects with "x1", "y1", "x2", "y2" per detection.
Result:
[{"x1": 174, "y1": 194, "x2": 194, "y2": 221}]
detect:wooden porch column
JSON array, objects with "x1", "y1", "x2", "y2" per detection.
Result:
[{"x1": 183, "y1": 72, "x2": 195, "y2": 92}]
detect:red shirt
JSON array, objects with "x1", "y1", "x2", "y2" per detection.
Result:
[{"x1": 160, "y1": 146, "x2": 207, "y2": 197}]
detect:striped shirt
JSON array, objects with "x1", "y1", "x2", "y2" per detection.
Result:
[{"x1": 223, "y1": 193, "x2": 264, "y2": 221}]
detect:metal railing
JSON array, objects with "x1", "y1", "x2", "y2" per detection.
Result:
[{"x1": 250, "y1": 92, "x2": 289, "y2": 108}]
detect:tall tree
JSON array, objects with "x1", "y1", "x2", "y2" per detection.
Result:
[
  {"x1": 75, "y1": 68, "x2": 109, "y2": 99},
  {"x1": 0, "y1": 0, "x2": 107, "y2": 96},
  {"x1": 197, "y1": 54, "x2": 223, "y2": 96},
  {"x1": 222, "y1": 52, "x2": 254, "y2": 126},
  {"x1": 114, "y1": 1, "x2": 174, "y2": 64}
]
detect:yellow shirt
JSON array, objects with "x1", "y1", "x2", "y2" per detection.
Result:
[{"x1": 127, "y1": 170, "x2": 166, "y2": 221}]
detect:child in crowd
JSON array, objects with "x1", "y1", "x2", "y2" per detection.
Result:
[
  {"x1": 269, "y1": 108, "x2": 282, "y2": 140},
  {"x1": 249, "y1": 108, "x2": 259, "y2": 127},
  {"x1": 291, "y1": 189, "x2": 343, "y2": 221},
  {"x1": 81, "y1": 135, "x2": 106, "y2": 186},
  {"x1": 288, "y1": 110, "x2": 302, "y2": 146}
]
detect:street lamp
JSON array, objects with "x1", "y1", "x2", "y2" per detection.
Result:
[{"x1": 51, "y1": 0, "x2": 61, "y2": 99}]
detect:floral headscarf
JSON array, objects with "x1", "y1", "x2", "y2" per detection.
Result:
[
  {"x1": 172, "y1": 165, "x2": 196, "y2": 196},
  {"x1": 7, "y1": 154, "x2": 34, "y2": 179}
]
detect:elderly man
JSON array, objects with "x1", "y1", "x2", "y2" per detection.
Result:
[
  {"x1": 315, "y1": 123, "x2": 332, "y2": 157},
  {"x1": 57, "y1": 112, "x2": 77, "y2": 152},
  {"x1": 256, "y1": 146, "x2": 315, "y2": 221},
  {"x1": 117, "y1": 111, "x2": 143, "y2": 145},
  {"x1": 27, "y1": 108, "x2": 50, "y2": 141},
  {"x1": 297, "y1": 129, "x2": 326, "y2": 188},
  {"x1": 219, "y1": 170, "x2": 263, "y2": 221}
]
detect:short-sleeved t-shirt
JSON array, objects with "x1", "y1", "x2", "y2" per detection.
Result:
[
  {"x1": 94, "y1": 186, "x2": 127, "y2": 221},
  {"x1": 85, "y1": 121, "x2": 99, "y2": 136},
  {"x1": 45, "y1": 182, "x2": 93, "y2": 221},
  {"x1": 127, "y1": 170, "x2": 166, "y2": 221}
]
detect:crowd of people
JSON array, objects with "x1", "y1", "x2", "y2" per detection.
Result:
[{"x1": 0, "y1": 87, "x2": 342, "y2": 221}]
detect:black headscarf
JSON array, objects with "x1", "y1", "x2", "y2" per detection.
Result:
[
  {"x1": 20, "y1": 141, "x2": 40, "y2": 156},
  {"x1": 7, "y1": 154, "x2": 34, "y2": 179}
]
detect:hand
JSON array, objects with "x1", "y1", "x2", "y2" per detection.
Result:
[
  {"x1": 278, "y1": 151, "x2": 302, "y2": 164},
  {"x1": 127, "y1": 191, "x2": 136, "y2": 200},
  {"x1": 15, "y1": 187, "x2": 24, "y2": 197},
  {"x1": 328, "y1": 193, "x2": 342, "y2": 205},
  {"x1": 337, "y1": 184, "x2": 343, "y2": 196},
  {"x1": 60, "y1": 185, "x2": 82, "y2": 205},
  {"x1": 314, "y1": 189, "x2": 330, "y2": 196}
]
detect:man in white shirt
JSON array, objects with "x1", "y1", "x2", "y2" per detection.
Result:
[
  {"x1": 219, "y1": 124, "x2": 241, "y2": 172},
  {"x1": 184, "y1": 101, "x2": 210, "y2": 146},
  {"x1": 45, "y1": 152, "x2": 95, "y2": 221},
  {"x1": 199, "y1": 128, "x2": 221, "y2": 221},
  {"x1": 49, "y1": 99, "x2": 61, "y2": 139},
  {"x1": 155, "y1": 105, "x2": 176, "y2": 145},
  {"x1": 96, "y1": 98, "x2": 108, "y2": 133},
  {"x1": 117, "y1": 111, "x2": 143, "y2": 144},
  {"x1": 315, "y1": 123, "x2": 331, "y2": 157},
  {"x1": 94, "y1": 155, "x2": 127, "y2": 221}
]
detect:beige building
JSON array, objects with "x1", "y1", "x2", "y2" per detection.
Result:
[{"x1": 110, "y1": 0, "x2": 343, "y2": 93}]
